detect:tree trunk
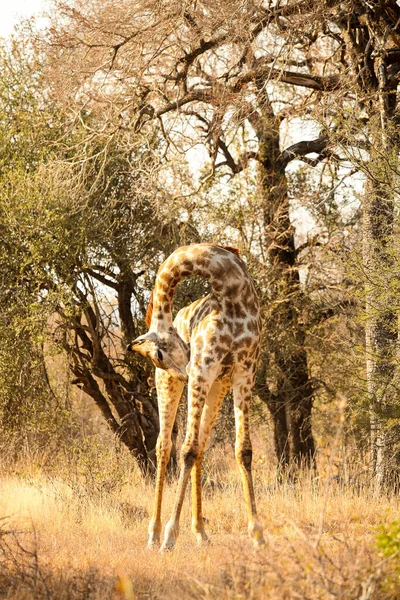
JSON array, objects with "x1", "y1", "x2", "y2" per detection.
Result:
[
  {"x1": 364, "y1": 113, "x2": 398, "y2": 490},
  {"x1": 253, "y1": 101, "x2": 316, "y2": 469},
  {"x1": 334, "y1": 0, "x2": 400, "y2": 491},
  {"x1": 261, "y1": 171, "x2": 316, "y2": 469},
  {"x1": 269, "y1": 398, "x2": 291, "y2": 470},
  {"x1": 62, "y1": 284, "x2": 163, "y2": 477}
]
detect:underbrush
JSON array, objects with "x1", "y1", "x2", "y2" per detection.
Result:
[{"x1": 0, "y1": 438, "x2": 400, "y2": 599}]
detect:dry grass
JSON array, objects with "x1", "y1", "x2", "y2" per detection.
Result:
[{"x1": 0, "y1": 443, "x2": 399, "y2": 600}]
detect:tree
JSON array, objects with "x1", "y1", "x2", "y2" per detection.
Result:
[
  {"x1": 41, "y1": 0, "x2": 350, "y2": 469},
  {"x1": 0, "y1": 36, "x2": 203, "y2": 473},
  {"x1": 0, "y1": 38, "x2": 66, "y2": 447},
  {"x1": 250, "y1": 0, "x2": 400, "y2": 485},
  {"x1": 331, "y1": 1, "x2": 400, "y2": 487},
  {"x1": 29, "y1": 0, "x2": 400, "y2": 481}
]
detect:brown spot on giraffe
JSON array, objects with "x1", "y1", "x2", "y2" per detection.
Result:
[{"x1": 219, "y1": 334, "x2": 232, "y2": 346}]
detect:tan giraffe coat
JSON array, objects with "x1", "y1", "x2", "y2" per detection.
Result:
[{"x1": 128, "y1": 243, "x2": 264, "y2": 549}]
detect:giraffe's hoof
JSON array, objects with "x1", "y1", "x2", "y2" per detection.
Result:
[
  {"x1": 147, "y1": 531, "x2": 161, "y2": 549},
  {"x1": 253, "y1": 534, "x2": 266, "y2": 548},
  {"x1": 249, "y1": 521, "x2": 265, "y2": 548},
  {"x1": 194, "y1": 530, "x2": 211, "y2": 546},
  {"x1": 197, "y1": 536, "x2": 211, "y2": 547},
  {"x1": 160, "y1": 520, "x2": 178, "y2": 551},
  {"x1": 160, "y1": 540, "x2": 175, "y2": 552}
]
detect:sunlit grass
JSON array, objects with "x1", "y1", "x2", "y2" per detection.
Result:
[{"x1": 0, "y1": 446, "x2": 399, "y2": 599}]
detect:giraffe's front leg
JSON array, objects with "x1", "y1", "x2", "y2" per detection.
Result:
[
  {"x1": 148, "y1": 371, "x2": 183, "y2": 549},
  {"x1": 161, "y1": 372, "x2": 211, "y2": 551},
  {"x1": 191, "y1": 379, "x2": 230, "y2": 545},
  {"x1": 161, "y1": 443, "x2": 199, "y2": 551},
  {"x1": 161, "y1": 331, "x2": 229, "y2": 552}
]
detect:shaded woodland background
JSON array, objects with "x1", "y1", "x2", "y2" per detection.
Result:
[
  {"x1": 2, "y1": 0, "x2": 398, "y2": 481},
  {"x1": 1, "y1": 1, "x2": 400, "y2": 598},
  {"x1": 1, "y1": 0, "x2": 400, "y2": 479}
]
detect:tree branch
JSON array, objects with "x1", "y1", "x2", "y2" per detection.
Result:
[
  {"x1": 278, "y1": 135, "x2": 330, "y2": 169},
  {"x1": 135, "y1": 89, "x2": 215, "y2": 130},
  {"x1": 217, "y1": 138, "x2": 259, "y2": 174},
  {"x1": 232, "y1": 61, "x2": 339, "y2": 93},
  {"x1": 84, "y1": 267, "x2": 118, "y2": 290}
]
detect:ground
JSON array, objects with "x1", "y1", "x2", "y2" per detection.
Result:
[{"x1": 0, "y1": 441, "x2": 399, "y2": 599}]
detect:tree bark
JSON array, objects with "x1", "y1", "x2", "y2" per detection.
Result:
[
  {"x1": 269, "y1": 398, "x2": 291, "y2": 470},
  {"x1": 261, "y1": 172, "x2": 316, "y2": 469},
  {"x1": 337, "y1": 5, "x2": 400, "y2": 489},
  {"x1": 364, "y1": 115, "x2": 398, "y2": 490},
  {"x1": 255, "y1": 102, "x2": 316, "y2": 469},
  {"x1": 61, "y1": 281, "x2": 162, "y2": 476}
]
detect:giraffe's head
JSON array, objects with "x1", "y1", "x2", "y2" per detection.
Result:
[{"x1": 127, "y1": 330, "x2": 190, "y2": 383}]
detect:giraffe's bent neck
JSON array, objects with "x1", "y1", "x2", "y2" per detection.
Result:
[{"x1": 148, "y1": 244, "x2": 244, "y2": 333}]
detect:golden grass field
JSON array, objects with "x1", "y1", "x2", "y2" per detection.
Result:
[{"x1": 1, "y1": 430, "x2": 400, "y2": 600}]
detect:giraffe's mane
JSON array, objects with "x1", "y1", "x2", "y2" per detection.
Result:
[
  {"x1": 145, "y1": 291, "x2": 154, "y2": 328},
  {"x1": 217, "y1": 244, "x2": 240, "y2": 257},
  {"x1": 144, "y1": 244, "x2": 240, "y2": 328}
]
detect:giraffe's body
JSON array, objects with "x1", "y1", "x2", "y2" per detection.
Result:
[{"x1": 128, "y1": 243, "x2": 264, "y2": 549}]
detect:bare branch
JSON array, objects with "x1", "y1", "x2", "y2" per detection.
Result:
[
  {"x1": 84, "y1": 268, "x2": 119, "y2": 290},
  {"x1": 217, "y1": 138, "x2": 259, "y2": 174},
  {"x1": 278, "y1": 135, "x2": 330, "y2": 169}
]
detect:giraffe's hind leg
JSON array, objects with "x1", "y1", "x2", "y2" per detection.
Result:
[
  {"x1": 232, "y1": 369, "x2": 265, "y2": 547},
  {"x1": 191, "y1": 378, "x2": 231, "y2": 545},
  {"x1": 148, "y1": 370, "x2": 184, "y2": 549}
]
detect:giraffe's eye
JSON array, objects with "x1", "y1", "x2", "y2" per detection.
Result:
[{"x1": 156, "y1": 349, "x2": 163, "y2": 362}]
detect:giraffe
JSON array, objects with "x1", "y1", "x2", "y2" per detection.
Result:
[{"x1": 127, "y1": 243, "x2": 265, "y2": 550}]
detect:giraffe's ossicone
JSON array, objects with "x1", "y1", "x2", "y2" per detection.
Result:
[{"x1": 127, "y1": 243, "x2": 265, "y2": 550}]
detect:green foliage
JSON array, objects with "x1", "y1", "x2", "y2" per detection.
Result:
[
  {"x1": 377, "y1": 521, "x2": 400, "y2": 561},
  {"x1": 0, "y1": 31, "x2": 203, "y2": 462},
  {"x1": 0, "y1": 38, "x2": 62, "y2": 172},
  {"x1": 377, "y1": 521, "x2": 400, "y2": 592},
  {"x1": 0, "y1": 38, "x2": 73, "y2": 440}
]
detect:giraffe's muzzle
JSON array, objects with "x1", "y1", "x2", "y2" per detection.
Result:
[
  {"x1": 126, "y1": 340, "x2": 143, "y2": 352},
  {"x1": 127, "y1": 334, "x2": 152, "y2": 354}
]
